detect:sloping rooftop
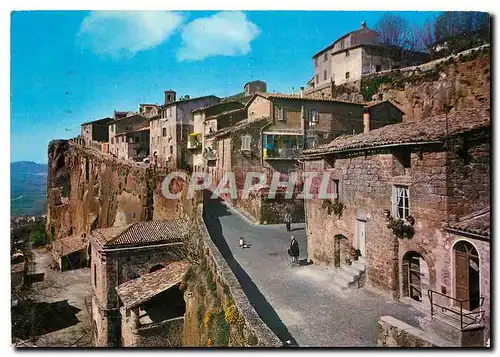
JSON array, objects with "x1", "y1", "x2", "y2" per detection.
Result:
[
  {"x1": 116, "y1": 261, "x2": 190, "y2": 309},
  {"x1": 206, "y1": 117, "x2": 269, "y2": 139},
  {"x1": 162, "y1": 95, "x2": 220, "y2": 108},
  {"x1": 114, "y1": 125, "x2": 150, "y2": 137},
  {"x1": 303, "y1": 106, "x2": 490, "y2": 157},
  {"x1": 447, "y1": 208, "x2": 490, "y2": 239},
  {"x1": 52, "y1": 233, "x2": 88, "y2": 258},
  {"x1": 252, "y1": 92, "x2": 364, "y2": 106},
  {"x1": 205, "y1": 107, "x2": 246, "y2": 121},
  {"x1": 312, "y1": 25, "x2": 378, "y2": 58},
  {"x1": 81, "y1": 117, "x2": 113, "y2": 126},
  {"x1": 91, "y1": 219, "x2": 189, "y2": 248}
]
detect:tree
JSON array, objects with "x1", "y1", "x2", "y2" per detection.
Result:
[
  {"x1": 375, "y1": 13, "x2": 410, "y2": 48},
  {"x1": 435, "y1": 11, "x2": 489, "y2": 43}
]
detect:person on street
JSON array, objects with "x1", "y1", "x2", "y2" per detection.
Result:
[
  {"x1": 284, "y1": 212, "x2": 292, "y2": 231},
  {"x1": 290, "y1": 236, "x2": 299, "y2": 267}
]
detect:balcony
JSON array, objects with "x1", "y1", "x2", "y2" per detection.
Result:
[
  {"x1": 203, "y1": 148, "x2": 217, "y2": 162},
  {"x1": 263, "y1": 133, "x2": 304, "y2": 160},
  {"x1": 187, "y1": 133, "x2": 202, "y2": 150}
]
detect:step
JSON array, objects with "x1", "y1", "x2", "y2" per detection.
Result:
[
  {"x1": 332, "y1": 272, "x2": 357, "y2": 289},
  {"x1": 348, "y1": 261, "x2": 365, "y2": 273},
  {"x1": 339, "y1": 264, "x2": 361, "y2": 278},
  {"x1": 336, "y1": 268, "x2": 358, "y2": 282},
  {"x1": 432, "y1": 309, "x2": 479, "y2": 330}
]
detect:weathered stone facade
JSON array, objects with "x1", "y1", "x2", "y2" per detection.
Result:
[{"x1": 303, "y1": 108, "x2": 490, "y2": 326}]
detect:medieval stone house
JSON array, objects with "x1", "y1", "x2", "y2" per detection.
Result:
[
  {"x1": 88, "y1": 219, "x2": 188, "y2": 347},
  {"x1": 302, "y1": 106, "x2": 490, "y2": 336},
  {"x1": 81, "y1": 117, "x2": 113, "y2": 149},
  {"x1": 204, "y1": 91, "x2": 403, "y2": 224}
]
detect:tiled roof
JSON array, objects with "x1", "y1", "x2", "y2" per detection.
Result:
[
  {"x1": 253, "y1": 92, "x2": 363, "y2": 105},
  {"x1": 162, "y1": 95, "x2": 220, "y2": 108},
  {"x1": 363, "y1": 100, "x2": 405, "y2": 113},
  {"x1": 205, "y1": 107, "x2": 245, "y2": 121},
  {"x1": 52, "y1": 233, "x2": 88, "y2": 258},
  {"x1": 91, "y1": 219, "x2": 189, "y2": 247},
  {"x1": 448, "y1": 208, "x2": 490, "y2": 238},
  {"x1": 303, "y1": 106, "x2": 490, "y2": 157},
  {"x1": 116, "y1": 261, "x2": 190, "y2": 308}
]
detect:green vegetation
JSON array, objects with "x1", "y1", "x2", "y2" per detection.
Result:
[{"x1": 29, "y1": 219, "x2": 47, "y2": 246}]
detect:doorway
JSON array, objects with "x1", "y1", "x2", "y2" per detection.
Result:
[
  {"x1": 356, "y1": 219, "x2": 366, "y2": 257},
  {"x1": 454, "y1": 241, "x2": 480, "y2": 310},
  {"x1": 402, "y1": 251, "x2": 430, "y2": 303}
]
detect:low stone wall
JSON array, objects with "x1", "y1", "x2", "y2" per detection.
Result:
[
  {"x1": 377, "y1": 316, "x2": 453, "y2": 347},
  {"x1": 137, "y1": 317, "x2": 185, "y2": 347},
  {"x1": 193, "y1": 204, "x2": 281, "y2": 347}
]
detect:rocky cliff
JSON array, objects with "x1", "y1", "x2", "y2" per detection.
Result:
[{"x1": 46, "y1": 140, "x2": 194, "y2": 240}]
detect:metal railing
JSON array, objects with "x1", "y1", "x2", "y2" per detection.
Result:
[{"x1": 428, "y1": 289, "x2": 485, "y2": 330}]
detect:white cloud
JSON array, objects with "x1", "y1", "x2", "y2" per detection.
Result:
[
  {"x1": 78, "y1": 11, "x2": 183, "y2": 58},
  {"x1": 177, "y1": 11, "x2": 261, "y2": 61}
]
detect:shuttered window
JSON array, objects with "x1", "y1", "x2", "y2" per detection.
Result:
[{"x1": 241, "y1": 135, "x2": 252, "y2": 151}]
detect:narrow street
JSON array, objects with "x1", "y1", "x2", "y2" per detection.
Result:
[{"x1": 203, "y1": 196, "x2": 424, "y2": 347}]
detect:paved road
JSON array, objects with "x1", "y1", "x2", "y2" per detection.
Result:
[{"x1": 203, "y1": 196, "x2": 424, "y2": 347}]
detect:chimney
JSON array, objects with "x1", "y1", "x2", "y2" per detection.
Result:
[
  {"x1": 363, "y1": 108, "x2": 370, "y2": 133},
  {"x1": 361, "y1": 21, "x2": 367, "y2": 30},
  {"x1": 164, "y1": 90, "x2": 176, "y2": 105},
  {"x1": 300, "y1": 86, "x2": 304, "y2": 98}
]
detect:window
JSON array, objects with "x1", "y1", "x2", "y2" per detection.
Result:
[
  {"x1": 314, "y1": 57, "x2": 318, "y2": 67},
  {"x1": 376, "y1": 65, "x2": 382, "y2": 72},
  {"x1": 134, "y1": 136, "x2": 139, "y2": 143},
  {"x1": 157, "y1": 136, "x2": 160, "y2": 144},
  {"x1": 241, "y1": 135, "x2": 252, "y2": 151},
  {"x1": 315, "y1": 74, "x2": 319, "y2": 84},
  {"x1": 110, "y1": 125, "x2": 114, "y2": 132},
  {"x1": 393, "y1": 186, "x2": 410, "y2": 219},
  {"x1": 345, "y1": 50, "x2": 350, "y2": 57},
  {"x1": 332, "y1": 179, "x2": 339, "y2": 199},
  {"x1": 111, "y1": 138, "x2": 114, "y2": 144},
  {"x1": 323, "y1": 70, "x2": 327, "y2": 81},
  {"x1": 275, "y1": 106, "x2": 286, "y2": 121},
  {"x1": 167, "y1": 108, "x2": 171, "y2": 117},
  {"x1": 121, "y1": 136, "x2": 125, "y2": 143},
  {"x1": 306, "y1": 109, "x2": 319, "y2": 124},
  {"x1": 170, "y1": 146, "x2": 173, "y2": 154},
  {"x1": 162, "y1": 127, "x2": 167, "y2": 137},
  {"x1": 324, "y1": 53, "x2": 328, "y2": 62},
  {"x1": 94, "y1": 264, "x2": 97, "y2": 287},
  {"x1": 345, "y1": 72, "x2": 350, "y2": 80}
]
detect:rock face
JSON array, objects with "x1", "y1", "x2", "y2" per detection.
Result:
[
  {"x1": 362, "y1": 46, "x2": 490, "y2": 122},
  {"x1": 46, "y1": 140, "x2": 193, "y2": 241}
]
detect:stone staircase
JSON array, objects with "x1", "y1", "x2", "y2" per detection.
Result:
[{"x1": 332, "y1": 257, "x2": 366, "y2": 290}]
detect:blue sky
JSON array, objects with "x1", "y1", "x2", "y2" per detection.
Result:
[{"x1": 11, "y1": 10, "x2": 439, "y2": 163}]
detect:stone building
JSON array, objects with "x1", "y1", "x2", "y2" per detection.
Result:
[
  {"x1": 117, "y1": 261, "x2": 189, "y2": 347},
  {"x1": 81, "y1": 117, "x2": 113, "y2": 148},
  {"x1": 191, "y1": 101, "x2": 246, "y2": 171},
  {"x1": 305, "y1": 21, "x2": 429, "y2": 95},
  {"x1": 302, "y1": 106, "x2": 490, "y2": 338},
  {"x1": 51, "y1": 233, "x2": 89, "y2": 271},
  {"x1": 204, "y1": 91, "x2": 403, "y2": 224},
  {"x1": 88, "y1": 219, "x2": 188, "y2": 347},
  {"x1": 149, "y1": 90, "x2": 219, "y2": 169},
  {"x1": 108, "y1": 113, "x2": 150, "y2": 161}
]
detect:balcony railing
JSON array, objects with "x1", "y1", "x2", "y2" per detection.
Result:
[
  {"x1": 264, "y1": 147, "x2": 302, "y2": 160},
  {"x1": 428, "y1": 289, "x2": 485, "y2": 330}
]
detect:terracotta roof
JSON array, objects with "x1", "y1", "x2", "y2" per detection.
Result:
[
  {"x1": 447, "y1": 208, "x2": 490, "y2": 238},
  {"x1": 363, "y1": 100, "x2": 405, "y2": 113},
  {"x1": 303, "y1": 106, "x2": 490, "y2": 157},
  {"x1": 205, "y1": 107, "x2": 245, "y2": 121},
  {"x1": 52, "y1": 233, "x2": 88, "y2": 258},
  {"x1": 252, "y1": 92, "x2": 363, "y2": 106},
  {"x1": 116, "y1": 261, "x2": 190, "y2": 308},
  {"x1": 91, "y1": 219, "x2": 189, "y2": 248}
]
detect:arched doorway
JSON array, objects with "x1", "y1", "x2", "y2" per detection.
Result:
[
  {"x1": 402, "y1": 251, "x2": 429, "y2": 303},
  {"x1": 454, "y1": 241, "x2": 480, "y2": 310}
]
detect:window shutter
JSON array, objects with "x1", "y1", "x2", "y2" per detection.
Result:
[
  {"x1": 391, "y1": 186, "x2": 397, "y2": 218},
  {"x1": 297, "y1": 135, "x2": 304, "y2": 149}
]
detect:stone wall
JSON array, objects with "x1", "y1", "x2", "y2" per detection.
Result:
[
  {"x1": 305, "y1": 131, "x2": 489, "y2": 300},
  {"x1": 377, "y1": 316, "x2": 453, "y2": 347},
  {"x1": 46, "y1": 140, "x2": 192, "y2": 241},
  {"x1": 183, "y1": 204, "x2": 281, "y2": 347}
]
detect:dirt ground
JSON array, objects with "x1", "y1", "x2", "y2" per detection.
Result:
[{"x1": 14, "y1": 246, "x2": 92, "y2": 347}]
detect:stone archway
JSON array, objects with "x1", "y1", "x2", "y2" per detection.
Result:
[
  {"x1": 453, "y1": 240, "x2": 480, "y2": 310},
  {"x1": 402, "y1": 251, "x2": 430, "y2": 303}
]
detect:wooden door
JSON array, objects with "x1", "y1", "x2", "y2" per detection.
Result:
[
  {"x1": 455, "y1": 251, "x2": 470, "y2": 309},
  {"x1": 356, "y1": 220, "x2": 366, "y2": 257}
]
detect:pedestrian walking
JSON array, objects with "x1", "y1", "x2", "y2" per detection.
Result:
[
  {"x1": 289, "y1": 236, "x2": 299, "y2": 267},
  {"x1": 284, "y1": 212, "x2": 292, "y2": 231}
]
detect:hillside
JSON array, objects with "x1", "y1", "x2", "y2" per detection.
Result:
[{"x1": 11, "y1": 161, "x2": 48, "y2": 217}]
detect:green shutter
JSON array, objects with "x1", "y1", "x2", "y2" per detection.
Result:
[{"x1": 297, "y1": 135, "x2": 304, "y2": 149}]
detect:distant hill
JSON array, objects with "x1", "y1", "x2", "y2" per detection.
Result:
[{"x1": 11, "y1": 161, "x2": 48, "y2": 217}]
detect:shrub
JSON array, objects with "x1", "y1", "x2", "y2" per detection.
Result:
[
  {"x1": 245, "y1": 333, "x2": 258, "y2": 346},
  {"x1": 224, "y1": 305, "x2": 244, "y2": 326},
  {"x1": 387, "y1": 218, "x2": 415, "y2": 238},
  {"x1": 203, "y1": 309, "x2": 216, "y2": 329}
]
